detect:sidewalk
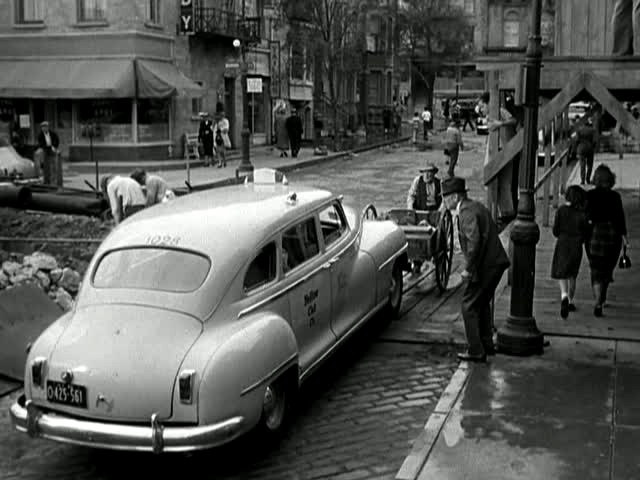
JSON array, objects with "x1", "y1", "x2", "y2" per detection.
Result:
[
  {"x1": 396, "y1": 175, "x2": 640, "y2": 479},
  {"x1": 61, "y1": 139, "x2": 410, "y2": 192}
]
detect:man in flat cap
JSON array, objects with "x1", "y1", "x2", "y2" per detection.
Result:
[
  {"x1": 37, "y1": 121, "x2": 60, "y2": 183},
  {"x1": 406, "y1": 162, "x2": 442, "y2": 211},
  {"x1": 442, "y1": 176, "x2": 510, "y2": 362}
]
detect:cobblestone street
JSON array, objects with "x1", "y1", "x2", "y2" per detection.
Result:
[
  {"x1": 0, "y1": 135, "x2": 487, "y2": 479},
  {"x1": 1, "y1": 325, "x2": 457, "y2": 480}
]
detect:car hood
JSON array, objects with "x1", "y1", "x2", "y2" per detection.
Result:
[{"x1": 37, "y1": 304, "x2": 202, "y2": 422}]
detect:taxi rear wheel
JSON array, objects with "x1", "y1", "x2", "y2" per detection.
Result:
[
  {"x1": 382, "y1": 260, "x2": 403, "y2": 322},
  {"x1": 257, "y1": 371, "x2": 297, "y2": 437}
]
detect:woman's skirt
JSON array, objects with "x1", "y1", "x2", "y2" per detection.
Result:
[{"x1": 588, "y1": 222, "x2": 622, "y2": 283}]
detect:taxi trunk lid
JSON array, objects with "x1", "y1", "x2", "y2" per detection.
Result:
[{"x1": 40, "y1": 304, "x2": 202, "y2": 422}]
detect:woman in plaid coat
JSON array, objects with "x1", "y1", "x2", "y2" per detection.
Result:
[{"x1": 586, "y1": 164, "x2": 630, "y2": 317}]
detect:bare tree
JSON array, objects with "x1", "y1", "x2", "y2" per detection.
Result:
[
  {"x1": 283, "y1": 0, "x2": 362, "y2": 148},
  {"x1": 397, "y1": 0, "x2": 473, "y2": 110}
]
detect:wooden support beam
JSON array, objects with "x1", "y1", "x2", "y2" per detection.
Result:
[
  {"x1": 484, "y1": 71, "x2": 587, "y2": 185},
  {"x1": 542, "y1": 127, "x2": 552, "y2": 227},
  {"x1": 583, "y1": 72, "x2": 640, "y2": 140},
  {"x1": 486, "y1": 70, "x2": 500, "y2": 220}
]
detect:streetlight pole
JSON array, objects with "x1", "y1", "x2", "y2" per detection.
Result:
[
  {"x1": 234, "y1": 38, "x2": 254, "y2": 178},
  {"x1": 496, "y1": 0, "x2": 545, "y2": 356}
]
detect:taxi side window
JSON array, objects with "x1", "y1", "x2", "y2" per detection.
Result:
[
  {"x1": 318, "y1": 202, "x2": 347, "y2": 247},
  {"x1": 244, "y1": 242, "x2": 277, "y2": 292},
  {"x1": 282, "y1": 218, "x2": 320, "y2": 272}
]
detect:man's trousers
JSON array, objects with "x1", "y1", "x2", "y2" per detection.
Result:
[
  {"x1": 612, "y1": 0, "x2": 640, "y2": 55},
  {"x1": 461, "y1": 266, "x2": 507, "y2": 356}
]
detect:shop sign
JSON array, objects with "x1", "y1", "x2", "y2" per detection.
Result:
[
  {"x1": 270, "y1": 41, "x2": 281, "y2": 98},
  {"x1": 179, "y1": 0, "x2": 194, "y2": 35},
  {"x1": 247, "y1": 78, "x2": 263, "y2": 93},
  {"x1": 0, "y1": 99, "x2": 15, "y2": 117}
]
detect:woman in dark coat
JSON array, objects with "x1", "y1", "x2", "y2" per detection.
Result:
[
  {"x1": 586, "y1": 164, "x2": 630, "y2": 317},
  {"x1": 551, "y1": 185, "x2": 590, "y2": 318}
]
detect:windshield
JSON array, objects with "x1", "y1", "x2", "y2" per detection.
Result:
[{"x1": 92, "y1": 248, "x2": 211, "y2": 293}]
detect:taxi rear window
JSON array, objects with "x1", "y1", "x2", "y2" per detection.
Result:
[{"x1": 92, "y1": 248, "x2": 211, "y2": 293}]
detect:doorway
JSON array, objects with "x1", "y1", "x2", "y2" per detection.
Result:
[{"x1": 224, "y1": 77, "x2": 235, "y2": 149}]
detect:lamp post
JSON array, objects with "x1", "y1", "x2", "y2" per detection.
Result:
[
  {"x1": 233, "y1": 38, "x2": 254, "y2": 178},
  {"x1": 496, "y1": 0, "x2": 545, "y2": 356}
]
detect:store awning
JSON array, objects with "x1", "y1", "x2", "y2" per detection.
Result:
[
  {"x1": 0, "y1": 59, "x2": 136, "y2": 98},
  {"x1": 0, "y1": 58, "x2": 204, "y2": 99},
  {"x1": 136, "y1": 60, "x2": 204, "y2": 98}
]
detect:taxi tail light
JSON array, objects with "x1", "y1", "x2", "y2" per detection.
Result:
[
  {"x1": 178, "y1": 370, "x2": 196, "y2": 404},
  {"x1": 31, "y1": 357, "x2": 47, "y2": 388}
]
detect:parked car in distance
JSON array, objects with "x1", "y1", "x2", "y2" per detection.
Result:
[
  {"x1": 568, "y1": 102, "x2": 590, "y2": 122},
  {"x1": 10, "y1": 169, "x2": 409, "y2": 454}
]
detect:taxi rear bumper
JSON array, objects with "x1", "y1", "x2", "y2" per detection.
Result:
[{"x1": 10, "y1": 394, "x2": 244, "y2": 453}]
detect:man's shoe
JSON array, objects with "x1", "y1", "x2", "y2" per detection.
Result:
[
  {"x1": 457, "y1": 351, "x2": 487, "y2": 363},
  {"x1": 484, "y1": 346, "x2": 497, "y2": 356},
  {"x1": 594, "y1": 305, "x2": 603, "y2": 317},
  {"x1": 568, "y1": 303, "x2": 577, "y2": 312},
  {"x1": 561, "y1": 297, "x2": 569, "y2": 319}
]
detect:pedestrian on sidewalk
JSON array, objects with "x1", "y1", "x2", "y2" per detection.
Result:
[
  {"x1": 586, "y1": 164, "x2": 630, "y2": 317},
  {"x1": 275, "y1": 105, "x2": 289, "y2": 157},
  {"x1": 198, "y1": 113, "x2": 214, "y2": 167},
  {"x1": 213, "y1": 111, "x2": 231, "y2": 168},
  {"x1": 575, "y1": 119, "x2": 598, "y2": 184},
  {"x1": 286, "y1": 109, "x2": 303, "y2": 158},
  {"x1": 130, "y1": 169, "x2": 170, "y2": 207},
  {"x1": 444, "y1": 118, "x2": 464, "y2": 177},
  {"x1": 411, "y1": 112, "x2": 421, "y2": 144},
  {"x1": 442, "y1": 177, "x2": 510, "y2": 362},
  {"x1": 421, "y1": 106, "x2": 432, "y2": 142},
  {"x1": 551, "y1": 185, "x2": 590, "y2": 319}
]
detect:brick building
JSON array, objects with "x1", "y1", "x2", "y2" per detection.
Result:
[{"x1": 0, "y1": 0, "x2": 204, "y2": 163}]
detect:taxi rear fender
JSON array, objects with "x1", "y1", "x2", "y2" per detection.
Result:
[
  {"x1": 197, "y1": 313, "x2": 298, "y2": 429},
  {"x1": 22, "y1": 312, "x2": 74, "y2": 401}
]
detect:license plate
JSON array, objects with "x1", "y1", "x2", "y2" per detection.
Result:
[{"x1": 46, "y1": 381, "x2": 88, "y2": 408}]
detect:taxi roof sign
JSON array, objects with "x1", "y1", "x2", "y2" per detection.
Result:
[{"x1": 244, "y1": 168, "x2": 288, "y2": 186}]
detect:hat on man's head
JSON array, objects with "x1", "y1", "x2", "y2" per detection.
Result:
[
  {"x1": 442, "y1": 177, "x2": 468, "y2": 196},
  {"x1": 419, "y1": 163, "x2": 438, "y2": 173},
  {"x1": 40, "y1": 121, "x2": 49, "y2": 127}
]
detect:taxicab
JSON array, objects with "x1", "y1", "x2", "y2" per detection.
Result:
[{"x1": 10, "y1": 169, "x2": 408, "y2": 453}]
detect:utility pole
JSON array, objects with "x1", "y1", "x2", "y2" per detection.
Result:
[{"x1": 496, "y1": 0, "x2": 545, "y2": 356}]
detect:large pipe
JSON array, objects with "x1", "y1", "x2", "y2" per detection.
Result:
[
  {"x1": 26, "y1": 192, "x2": 108, "y2": 217},
  {"x1": 0, "y1": 185, "x2": 32, "y2": 207}
]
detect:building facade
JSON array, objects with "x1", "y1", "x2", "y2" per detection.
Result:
[{"x1": 0, "y1": 0, "x2": 203, "y2": 162}]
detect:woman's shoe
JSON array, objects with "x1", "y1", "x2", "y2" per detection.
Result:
[
  {"x1": 568, "y1": 303, "x2": 577, "y2": 312},
  {"x1": 594, "y1": 305, "x2": 603, "y2": 317},
  {"x1": 561, "y1": 297, "x2": 569, "y2": 319}
]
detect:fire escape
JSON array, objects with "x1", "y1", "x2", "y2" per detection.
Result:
[{"x1": 191, "y1": 0, "x2": 261, "y2": 42}]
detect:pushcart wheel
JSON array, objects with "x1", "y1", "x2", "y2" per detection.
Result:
[
  {"x1": 434, "y1": 209, "x2": 454, "y2": 294},
  {"x1": 363, "y1": 204, "x2": 378, "y2": 220}
]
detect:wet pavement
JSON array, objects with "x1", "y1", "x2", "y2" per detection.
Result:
[{"x1": 416, "y1": 338, "x2": 640, "y2": 480}]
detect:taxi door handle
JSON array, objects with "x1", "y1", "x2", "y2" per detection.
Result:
[{"x1": 322, "y1": 257, "x2": 340, "y2": 270}]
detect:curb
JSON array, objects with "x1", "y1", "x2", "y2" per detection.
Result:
[
  {"x1": 395, "y1": 361, "x2": 471, "y2": 480},
  {"x1": 176, "y1": 137, "x2": 411, "y2": 193}
]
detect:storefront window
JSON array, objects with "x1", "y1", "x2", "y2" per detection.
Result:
[
  {"x1": 137, "y1": 98, "x2": 170, "y2": 142},
  {"x1": 76, "y1": 99, "x2": 132, "y2": 143}
]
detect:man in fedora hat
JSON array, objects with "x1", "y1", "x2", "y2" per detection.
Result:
[
  {"x1": 407, "y1": 162, "x2": 442, "y2": 211},
  {"x1": 442, "y1": 176, "x2": 510, "y2": 362}
]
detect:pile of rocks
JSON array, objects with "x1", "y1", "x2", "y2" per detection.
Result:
[{"x1": 0, "y1": 251, "x2": 82, "y2": 311}]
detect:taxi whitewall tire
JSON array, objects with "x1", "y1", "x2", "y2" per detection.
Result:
[
  {"x1": 257, "y1": 368, "x2": 297, "y2": 438},
  {"x1": 382, "y1": 260, "x2": 403, "y2": 321}
]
